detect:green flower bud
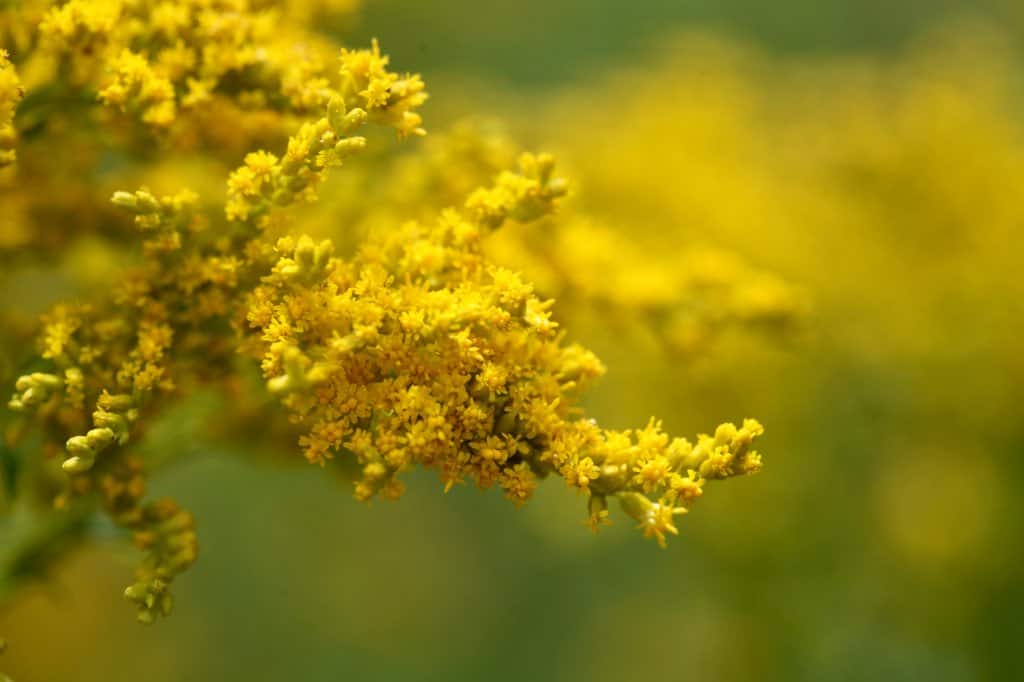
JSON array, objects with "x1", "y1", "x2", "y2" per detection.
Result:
[
  {"x1": 85, "y1": 427, "x2": 115, "y2": 449},
  {"x1": 62, "y1": 454, "x2": 95, "y2": 473},
  {"x1": 617, "y1": 492, "x2": 654, "y2": 523},
  {"x1": 327, "y1": 94, "x2": 347, "y2": 132},
  {"x1": 98, "y1": 393, "x2": 135, "y2": 412},
  {"x1": 65, "y1": 435, "x2": 94, "y2": 456}
]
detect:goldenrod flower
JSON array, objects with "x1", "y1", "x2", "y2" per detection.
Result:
[{"x1": 2, "y1": 3, "x2": 766, "y2": 626}]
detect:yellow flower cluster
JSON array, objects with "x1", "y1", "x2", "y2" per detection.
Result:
[
  {"x1": 337, "y1": 39, "x2": 427, "y2": 138},
  {"x1": 222, "y1": 39, "x2": 425, "y2": 226},
  {"x1": 490, "y1": 217, "x2": 806, "y2": 354},
  {"x1": 7, "y1": 307, "x2": 192, "y2": 622},
  {"x1": 2, "y1": 4, "x2": 766, "y2": 627},
  {"x1": 111, "y1": 187, "x2": 203, "y2": 255},
  {"x1": 0, "y1": 0, "x2": 371, "y2": 261},
  {"x1": 3, "y1": 39, "x2": 417, "y2": 621},
  {"x1": 97, "y1": 49, "x2": 177, "y2": 127},
  {"x1": 32, "y1": 0, "x2": 361, "y2": 132},
  {"x1": 246, "y1": 152, "x2": 761, "y2": 529},
  {"x1": 299, "y1": 119, "x2": 806, "y2": 355},
  {"x1": 9, "y1": 300, "x2": 176, "y2": 469}
]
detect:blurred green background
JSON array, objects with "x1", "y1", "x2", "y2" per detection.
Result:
[
  {"x1": 3, "y1": 0, "x2": 1023, "y2": 680},
  {"x1": 353, "y1": 0, "x2": 1023, "y2": 86}
]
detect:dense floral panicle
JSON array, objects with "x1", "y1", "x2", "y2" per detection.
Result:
[
  {"x1": 2, "y1": 3, "x2": 768, "y2": 631},
  {"x1": 225, "y1": 102, "x2": 368, "y2": 225},
  {"x1": 0, "y1": 51, "x2": 22, "y2": 168},
  {"x1": 465, "y1": 152, "x2": 567, "y2": 228},
  {"x1": 7, "y1": 183, "x2": 221, "y2": 620},
  {"x1": 111, "y1": 187, "x2": 204, "y2": 255},
  {"x1": 33, "y1": 0, "x2": 360, "y2": 131},
  {"x1": 305, "y1": 119, "x2": 805, "y2": 353},
  {"x1": 225, "y1": 42, "x2": 427, "y2": 227},
  {"x1": 5, "y1": 34, "x2": 435, "y2": 621},
  {"x1": 246, "y1": 155, "x2": 761, "y2": 529},
  {"x1": 9, "y1": 301, "x2": 174, "y2": 470},
  {"x1": 0, "y1": 0, "x2": 374, "y2": 259},
  {"x1": 6, "y1": 301, "x2": 192, "y2": 624},
  {"x1": 339, "y1": 39, "x2": 428, "y2": 138},
  {"x1": 121, "y1": 497, "x2": 198, "y2": 624}
]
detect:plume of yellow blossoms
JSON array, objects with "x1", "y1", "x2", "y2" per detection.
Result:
[
  {"x1": 32, "y1": 0, "x2": 363, "y2": 134},
  {"x1": 0, "y1": 0, "x2": 369, "y2": 260},
  {"x1": 247, "y1": 154, "x2": 763, "y2": 540},
  {"x1": 3, "y1": 4, "x2": 764, "y2": 626},
  {"x1": 229, "y1": 143, "x2": 757, "y2": 553},
  {"x1": 225, "y1": 39, "x2": 426, "y2": 226},
  {"x1": 6, "y1": 37, "x2": 433, "y2": 623},
  {"x1": 283, "y1": 119, "x2": 806, "y2": 356}
]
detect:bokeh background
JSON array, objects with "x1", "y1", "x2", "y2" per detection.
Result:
[{"x1": 3, "y1": 0, "x2": 1024, "y2": 680}]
